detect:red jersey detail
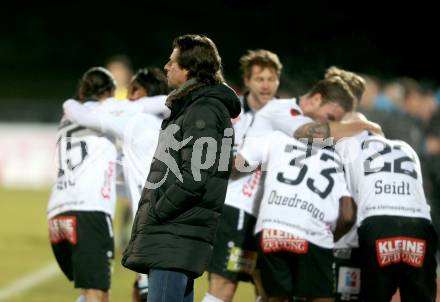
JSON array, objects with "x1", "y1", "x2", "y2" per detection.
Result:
[
  {"x1": 101, "y1": 161, "x2": 114, "y2": 200},
  {"x1": 290, "y1": 109, "x2": 301, "y2": 117}
]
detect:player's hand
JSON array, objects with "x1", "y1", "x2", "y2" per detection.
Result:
[{"x1": 363, "y1": 120, "x2": 384, "y2": 136}]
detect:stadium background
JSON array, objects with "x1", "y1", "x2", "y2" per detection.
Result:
[{"x1": 0, "y1": 1, "x2": 439, "y2": 301}]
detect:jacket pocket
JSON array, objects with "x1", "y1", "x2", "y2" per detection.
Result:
[{"x1": 172, "y1": 206, "x2": 217, "y2": 226}]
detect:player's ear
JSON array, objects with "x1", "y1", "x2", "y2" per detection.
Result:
[{"x1": 310, "y1": 93, "x2": 322, "y2": 108}]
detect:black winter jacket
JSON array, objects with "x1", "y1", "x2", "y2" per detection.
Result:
[{"x1": 122, "y1": 82, "x2": 241, "y2": 277}]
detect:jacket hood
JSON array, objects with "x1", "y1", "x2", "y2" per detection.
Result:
[{"x1": 192, "y1": 83, "x2": 241, "y2": 118}]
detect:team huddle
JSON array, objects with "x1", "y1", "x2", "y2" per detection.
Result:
[{"x1": 46, "y1": 34, "x2": 437, "y2": 302}]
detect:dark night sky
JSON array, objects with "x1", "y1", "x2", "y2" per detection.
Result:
[{"x1": 0, "y1": 0, "x2": 439, "y2": 102}]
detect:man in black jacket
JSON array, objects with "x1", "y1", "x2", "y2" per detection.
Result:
[{"x1": 122, "y1": 35, "x2": 241, "y2": 302}]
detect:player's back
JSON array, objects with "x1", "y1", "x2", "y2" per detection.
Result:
[
  {"x1": 99, "y1": 99, "x2": 163, "y2": 209},
  {"x1": 62, "y1": 97, "x2": 164, "y2": 216},
  {"x1": 47, "y1": 118, "x2": 117, "y2": 219},
  {"x1": 336, "y1": 131, "x2": 431, "y2": 224},
  {"x1": 242, "y1": 131, "x2": 350, "y2": 248},
  {"x1": 119, "y1": 112, "x2": 162, "y2": 212}
]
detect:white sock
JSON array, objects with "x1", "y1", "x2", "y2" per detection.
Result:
[
  {"x1": 138, "y1": 273, "x2": 149, "y2": 296},
  {"x1": 75, "y1": 295, "x2": 86, "y2": 302},
  {"x1": 255, "y1": 296, "x2": 264, "y2": 302},
  {"x1": 201, "y1": 293, "x2": 225, "y2": 302}
]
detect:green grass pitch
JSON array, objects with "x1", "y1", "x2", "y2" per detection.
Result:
[{"x1": 0, "y1": 187, "x2": 254, "y2": 301}]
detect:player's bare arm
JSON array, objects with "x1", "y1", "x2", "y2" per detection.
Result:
[
  {"x1": 294, "y1": 122, "x2": 331, "y2": 141},
  {"x1": 334, "y1": 196, "x2": 357, "y2": 241},
  {"x1": 295, "y1": 120, "x2": 383, "y2": 142}
]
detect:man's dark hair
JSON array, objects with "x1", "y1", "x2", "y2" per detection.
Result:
[
  {"x1": 308, "y1": 76, "x2": 355, "y2": 112},
  {"x1": 78, "y1": 67, "x2": 116, "y2": 101},
  {"x1": 173, "y1": 34, "x2": 224, "y2": 85},
  {"x1": 133, "y1": 67, "x2": 169, "y2": 96}
]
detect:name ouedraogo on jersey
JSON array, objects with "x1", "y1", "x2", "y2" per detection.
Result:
[{"x1": 240, "y1": 131, "x2": 351, "y2": 249}]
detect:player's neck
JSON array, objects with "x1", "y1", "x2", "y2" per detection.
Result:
[{"x1": 246, "y1": 93, "x2": 264, "y2": 111}]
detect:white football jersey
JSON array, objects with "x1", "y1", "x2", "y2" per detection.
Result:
[
  {"x1": 224, "y1": 110, "x2": 262, "y2": 216},
  {"x1": 47, "y1": 117, "x2": 117, "y2": 219},
  {"x1": 63, "y1": 99, "x2": 162, "y2": 217},
  {"x1": 94, "y1": 95, "x2": 169, "y2": 117},
  {"x1": 231, "y1": 110, "x2": 255, "y2": 154},
  {"x1": 240, "y1": 131, "x2": 351, "y2": 248},
  {"x1": 336, "y1": 131, "x2": 431, "y2": 225},
  {"x1": 333, "y1": 226, "x2": 359, "y2": 249},
  {"x1": 245, "y1": 98, "x2": 313, "y2": 138},
  {"x1": 109, "y1": 113, "x2": 161, "y2": 217},
  {"x1": 226, "y1": 97, "x2": 313, "y2": 216}
]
